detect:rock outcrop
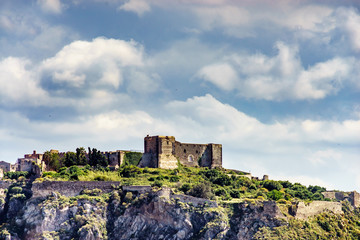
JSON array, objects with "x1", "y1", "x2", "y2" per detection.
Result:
[{"x1": 0, "y1": 180, "x2": 346, "y2": 240}]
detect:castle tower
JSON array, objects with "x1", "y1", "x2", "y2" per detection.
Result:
[{"x1": 139, "y1": 135, "x2": 222, "y2": 169}]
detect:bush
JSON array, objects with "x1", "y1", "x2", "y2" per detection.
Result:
[
  {"x1": 119, "y1": 165, "x2": 143, "y2": 178},
  {"x1": 267, "y1": 190, "x2": 284, "y2": 201},
  {"x1": 170, "y1": 175, "x2": 180, "y2": 182},
  {"x1": 200, "y1": 169, "x2": 221, "y2": 181},
  {"x1": 180, "y1": 183, "x2": 191, "y2": 193},
  {"x1": 262, "y1": 180, "x2": 283, "y2": 191},
  {"x1": 94, "y1": 176, "x2": 107, "y2": 181},
  {"x1": 213, "y1": 174, "x2": 232, "y2": 186},
  {"x1": 5, "y1": 171, "x2": 29, "y2": 180},
  {"x1": 230, "y1": 190, "x2": 241, "y2": 198},
  {"x1": 43, "y1": 171, "x2": 57, "y2": 178},
  {"x1": 10, "y1": 193, "x2": 26, "y2": 201},
  {"x1": 152, "y1": 180, "x2": 163, "y2": 188},
  {"x1": 10, "y1": 187, "x2": 22, "y2": 194},
  {"x1": 188, "y1": 183, "x2": 214, "y2": 199}
]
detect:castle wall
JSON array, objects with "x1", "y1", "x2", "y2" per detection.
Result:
[
  {"x1": 174, "y1": 142, "x2": 208, "y2": 167},
  {"x1": 295, "y1": 201, "x2": 342, "y2": 219},
  {"x1": 322, "y1": 191, "x2": 345, "y2": 201},
  {"x1": 31, "y1": 181, "x2": 122, "y2": 198}
]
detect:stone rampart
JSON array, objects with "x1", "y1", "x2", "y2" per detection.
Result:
[
  {"x1": 122, "y1": 185, "x2": 152, "y2": 193},
  {"x1": 295, "y1": 201, "x2": 342, "y2": 219},
  {"x1": 31, "y1": 181, "x2": 121, "y2": 198},
  {"x1": 171, "y1": 194, "x2": 218, "y2": 208}
]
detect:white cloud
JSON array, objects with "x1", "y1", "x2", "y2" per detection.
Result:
[
  {"x1": 196, "y1": 63, "x2": 237, "y2": 91},
  {"x1": 194, "y1": 5, "x2": 249, "y2": 29},
  {"x1": 41, "y1": 37, "x2": 144, "y2": 88},
  {"x1": 118, "y1": 0, "x2": 151, "y2": 16},
  {"x1": 2, "y1": 93, "x2": 359, "y2": 189},
  {"x1": 308, "y1": 149, "x2": 342, "y2": 166},
  {"x1": 0, "y1": 57, "x2": 48, "y2": 105},
  {"x1": 37, "y1": 0, "x2": 63, "y2": 14},
  {"x1": 196, "y1": 42, "x2": 357, "y2": 100},
  {"x1": 344, "y1": 8, "x2": 360, "y2": 51}
]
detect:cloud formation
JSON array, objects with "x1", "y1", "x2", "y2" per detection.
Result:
[
  {"x1": 197, "y1": 42, "x2": 356, "y2": 100},
  {"x1": 118, "y1": 0, "x2": 151, "y2": 16},
  {"x1": 37, "y1": 0, "x2": 63, "y2": 14}
]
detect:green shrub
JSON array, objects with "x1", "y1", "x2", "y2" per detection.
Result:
[
  {"x1": 188, "y1": 183, "x2": 214, "y2": 199},
  {"x1": 119, "y1": 165, "x2": 143, "y2": 178},
  {"x1": 94, "y1": 176, "x2": 107, "y2": 181},
  {"x1": 156, "y1": 175, "x2": 165, "y2": 181},
  {"x1": 230, "y1": 189, "x2": 241, "y2": 198},
  {"x1": 152, "y1": 180, "x2": 163, "y2": 188},
  {"x1": 5, "y1": 171, "x2": 29, "y2": 180},
  {"x1": 267, "y1": 190, "x2": 284, "y2": 201},
  {"x1": 43, "y1": 171, "x2": 57, "y2": 178},
  {"x1": 262, "y1": 180, "x2": 283, "y2": 191},
  {"x1": 180, "y1": 183, "x2": 191, "y2": 193},
  {"x1": 213, "y1": 174, "x2": 232, "y2": 186},
  {"x1": 10, "y1": 193, "x2": 26, "y2": 201},
  {"x1": 10, "y1": 187, "x2": 22, "y2": 194},
  {"x1": 170, "y1": 175, "x2": 180, "y2": 182}
]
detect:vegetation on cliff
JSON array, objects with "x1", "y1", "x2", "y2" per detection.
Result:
[{"x1": 33, "y1": 164, "x2": 330, "y2": 204}]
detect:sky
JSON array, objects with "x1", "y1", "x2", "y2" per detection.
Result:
[{"x1": 0, "y1": 0, "x2": 359, "y2": 191}]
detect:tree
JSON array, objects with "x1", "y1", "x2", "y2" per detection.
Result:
[
  {"x1": 88, "y1": 147, "x2": 108, "y2": 167},
  {"x1": 64, "y1": 152, "x2": 76, "y2": 167},
  {"x1": 76, "y1": 147, "x2": 87, "y2": 165},
  {"x1": 43, "y1": 151, "x2": 61, "y2": 171}
]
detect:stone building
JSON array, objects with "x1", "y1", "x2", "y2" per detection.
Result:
[
  {"x1": 16, "y1": 150, "x2": 45, "y2": 172},
  {"x1": 139, "y1": 135, "x2": 222, "y2": 169},
  {"x1": 0, "y1": 161, "x2": 14, "y2": 172}
]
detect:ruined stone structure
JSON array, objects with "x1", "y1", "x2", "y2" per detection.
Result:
[
  {"x1": 104, "y1": 150, "x2": 127, "y2": 169},
  {"x1": 139, "y1": 135, "x2": 222, "y2": 169},
  {"x1": 16, "y1": 150, "x2": 45, "y2": 172},
  {"x1": 0, "y1": 161, "x2": 15, "y2": 172},
  {"x1": 322, "y1": 191, "x2": 360, "y2": 208}
]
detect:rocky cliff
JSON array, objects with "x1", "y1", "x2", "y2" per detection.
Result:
[
  {"x1": 0, "y1": 182, "x2": 348, "y2": 240},
  {"x1": 0, "y1": 180, "x2": 291, "y2": 240}
]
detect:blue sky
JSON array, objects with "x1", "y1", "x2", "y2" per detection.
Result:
[{"x1": 1, "y1": 0, "x2": 359, "y2": 191}]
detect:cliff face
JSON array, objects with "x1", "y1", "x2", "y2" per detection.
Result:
[{"x1": 0, "y1": 181, "x2": 286, "y2": 240}]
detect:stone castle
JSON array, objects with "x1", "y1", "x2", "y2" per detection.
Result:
[
  {"x1": 139, "y1": 135, "x2": 222, "y2": 169},
  {"x1": 0, "y1": 135, "x2": 222, "y2": 174}
]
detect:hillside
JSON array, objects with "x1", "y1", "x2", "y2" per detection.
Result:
[{"x1": 0, "y1": 165, "x2": 359, "y2": 239}]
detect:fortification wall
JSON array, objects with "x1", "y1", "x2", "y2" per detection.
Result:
[
  {"x1": 31, "y1": 181, "x2": 121, "y2": 198},
  {"x1": 122, "y1": 185, "x2": 152, "y2": 193},
  {"x1": 322, "y1": 191, "x2": 345, "y2": 201},
  {"x1": 171, "y1": 194, "x2": 217, "y2": 207},
  {"x1": 295, "y1": 201, "x2": 342, "y2": 219},
  {"x1": 174, "y1": 142, "x2": 208, "y2": 167}
]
